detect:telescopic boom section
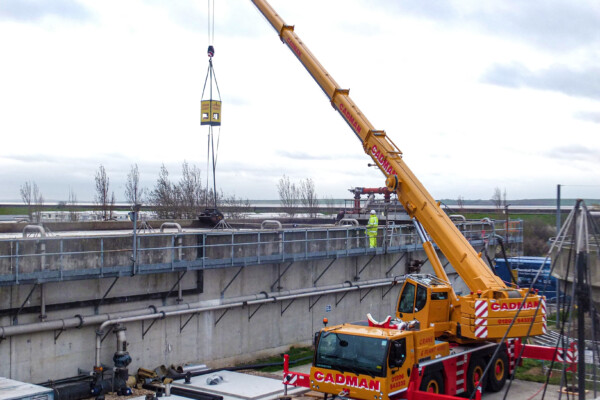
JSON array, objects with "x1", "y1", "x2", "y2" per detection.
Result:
[{"x1": 252, "y1": 0, "x2": 506, "y2": 294}]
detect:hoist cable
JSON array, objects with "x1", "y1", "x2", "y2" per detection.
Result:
[
  {"x1": 207, "y1": 0, "x2": 215, "y2": 45},
  {"x1": 205, "y1": 131, "x2": 211, "y2": 208},
  {"x1": 214, "y1": 126, "x2": 221, "y2": 169}
]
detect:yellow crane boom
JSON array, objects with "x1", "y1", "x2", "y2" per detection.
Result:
[{"x1": 252, "y1": 0, "x2": 506, "y2": 295}]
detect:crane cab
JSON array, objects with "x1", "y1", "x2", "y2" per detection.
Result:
[{"x1": 395, "y1": 274, "x2": 453, "y2": 338}]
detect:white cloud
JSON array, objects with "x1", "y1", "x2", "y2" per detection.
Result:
[{"x1": 0, "y1": 0, "x2": 599, "y2": 203}]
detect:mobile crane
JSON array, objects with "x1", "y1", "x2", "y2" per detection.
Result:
[{"x1": 250, "y1": 1, "x2": 573, "y2": 398}]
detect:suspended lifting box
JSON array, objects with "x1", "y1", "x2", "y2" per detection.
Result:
[
  {"x1": 201, "y1": 100, "x2": 221, "y2": 126},
  {"x1": 0, "y1": 378, "x2": 54, "y2": 400}
]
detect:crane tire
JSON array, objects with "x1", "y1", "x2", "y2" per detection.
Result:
[
  {"x1": 419, "y1": 371, "x2": 444, "y2": 394},
  {"x1": 466, "y1": 356, "x2": 487, "y2": 395},
  {"x1": 487, "y1": 351, "x2": 508, "y2": 392}
]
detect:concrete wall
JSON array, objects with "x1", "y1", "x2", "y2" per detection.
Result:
[
  {"x1": 0, "y1": 253, "x2": 428, "y2": 382},
  {"x1": 0, "y1": 223, "x2": 491, "y2": 383}
]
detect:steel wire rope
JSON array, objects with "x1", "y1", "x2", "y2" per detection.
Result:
[
  {"x1": 466, "y1": 207, "x2": 577, "y2": 400},
  {"x1": 200, "y1": 0, "x2": 223, "y2": 208},
  {"x1": 514, "y1": 203, "x2": 599, "y2": 400},
  {"x1": 577, "y1": 202, "x2": 600, "y2": 396},
  {"x1": 504, "y1": 209, "x2": 575, "y2": 399},
  {"x1": 506, "y1": 208, "x2": 578, "y2": 400}
]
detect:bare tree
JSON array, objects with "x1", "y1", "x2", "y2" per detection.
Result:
[
  {"x1": 68, "y1": 188, "x2": 78, "y2": 222},
  {"x1": 491, "y1": 187, "x2": 503, "y2": 212},
  {"x1": 32, "y1": 184, "x2": 44, "y2": 223},
  {"x1": 149, "y1": 164, "x2": 177, "y2": 219},
  {"x1": 125, "y1": 164, "x2": 146, "y2": 206},
  {"x1": 20, "y1": 181, "x2": 33, "y2": 221},
  {"x1": 277, "y1": 175, "x2": 300, "y2": 217},
  {"x1": 21, "y1": 181, "x2": 44, "y2": 223},
  {"x1": 94, "y1": 165, "x2": 111, "y2": 220},
  {"x1": 178, "y1": 161, "x2": 203, "y2": 218},
  {"x1": 299, "y1": 178, "x2": 318, "y2": 217}
]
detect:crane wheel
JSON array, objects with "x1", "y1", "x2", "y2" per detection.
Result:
[
  {"x1": 466, "y1": 356, "x2": 487, "y2": 395},
  {"x1": 487, "y1": 351, "x2": 508, "y2": 392},
  {"x1": 419, "y1": 371, "x2": 444, "y2": 394}
]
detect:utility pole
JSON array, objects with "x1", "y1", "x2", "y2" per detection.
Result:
[
  {"x1": 574, "y1": 200, "x2": 587, "y2": 400},
  {"x1": 556, "y1": 184, "x2": 561, "y2": 237}
]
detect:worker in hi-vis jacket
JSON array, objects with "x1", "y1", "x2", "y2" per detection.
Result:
[{"x1": 366, "y1": 210, "x2": 379, "y2": 248}]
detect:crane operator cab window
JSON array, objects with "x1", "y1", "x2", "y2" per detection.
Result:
[
  {"x1": 398, "y1": 283, "x2": 428, "y2": 313},
  {"x1": 388, "y1": 338, "x2": 407, "y2": 369},
  {"x1": 398, "y1": 282, "x2": 416, "y2": 314},
  {"x1": 415, "y1": 285, "x2": 427, "y2": 312}
]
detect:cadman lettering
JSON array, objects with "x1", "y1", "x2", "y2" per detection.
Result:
[
  {"x1": 371, "y1": 145, "x2": 397, "y2": 176},
  {"x1": 490, "y1": 301, "x2": 539, "y2": 312},
  {"x1": 314, "y1": 371, "x2": 380, "y2": 391},
  {"x1": 338, "y1": 102, "x2": 362, "y2": 134},
  {"x1": 285, "y1": 37, "x2": 302, "y2": 58}
]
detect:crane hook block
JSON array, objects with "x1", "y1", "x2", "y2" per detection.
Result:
[
  {"x1": 201, "y1": 100, "x2": 222, "y2": 126},
  {"x1": 207, "y1": 45, "x2": 215, "y2": 58}
]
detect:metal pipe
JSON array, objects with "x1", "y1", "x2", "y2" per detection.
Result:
[
  {"x1": 40, "y1": 284, "x2": 46, "y2": 321},
  {"x1": 261, "y1": 220, "x2": 282, "y2": 230},
  {"x1": 1, "y1": 276, "x2": 399, "y2": 340},
  {"x1": 160, "y1": 223, "x2": 182, "y2": 233},
  {"x1": 23, "y1": 225, "x2": 46, "y2": 237},
  {"x1": 339, "y1": 218, "x2": 359, "y2": 226}
]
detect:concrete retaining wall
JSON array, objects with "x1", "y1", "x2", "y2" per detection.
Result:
[
  {"x1": 0, "y1": 253, "x2": 433, "y2": 383},
  {"x1": 0, "y1": 223, "x2": 493, "y2": 383}
]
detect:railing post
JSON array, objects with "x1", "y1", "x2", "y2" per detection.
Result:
[
  {"x1": 258, "y1": 231, "x2": 261, "y2": 263},
  {"x1": 231, "y1": 232, "x2": 235, "y2": 266},
  {"x1": 15, "y1": 241, "x2": 19, "y2": 284},
  {"x1": 281, "y1": 231, "x2": 285, "y2": 261},
  {"x1": 171, "y1": 235, "x2": 175, "y2": 270},
  {"x1": 59, "y1": 239, "x2": 64, "y2": 280},
  {"x1": 100, "y1": 238, "x2": 104, "y2": 277}
]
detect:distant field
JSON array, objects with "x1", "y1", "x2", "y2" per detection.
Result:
[{"x1": 463, "y1": 212, "x2": 559, "y2": 226}]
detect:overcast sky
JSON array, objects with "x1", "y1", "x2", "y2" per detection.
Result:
[{"x1": 0, "y1": 0, "x2": 599, "y2": 203}]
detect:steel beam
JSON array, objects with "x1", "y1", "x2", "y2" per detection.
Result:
[
  {"x1": 271, "y1": 261, "x2": 294, "y2": 291},
  {"x1": 221, "y1": 266, "x2": 244, "y2": 298},
  {"x1": 313, "y1": 259, "x2": 337, "y2": 286}
]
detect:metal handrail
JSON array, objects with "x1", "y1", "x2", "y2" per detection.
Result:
[{"x1": 0, "y1": 220, "x2": 522, "y2": 285}]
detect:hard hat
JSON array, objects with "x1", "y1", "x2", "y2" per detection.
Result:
[{"x1": 370, "y1": 210, "x2": 376, "y2": 214}]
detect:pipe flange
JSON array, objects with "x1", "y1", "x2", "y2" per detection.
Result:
[
  {"x1": 74, "y1": 314, "x2": 84, "y2": 329},
  {"x1": 159, "y1": 311, "x2": 166, "y2": 320}
]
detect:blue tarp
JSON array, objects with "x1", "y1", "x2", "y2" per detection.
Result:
[{"x1": 494, "y1": 256, "x2": 559, "y2": 300}]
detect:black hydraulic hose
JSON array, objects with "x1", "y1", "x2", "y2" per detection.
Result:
[
  {"x1": 36, "y1": 375, "x2": 91, "y2": 387},
  {"x1": 48, "y1": 378, "x2": 123, "y2": 400}
]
